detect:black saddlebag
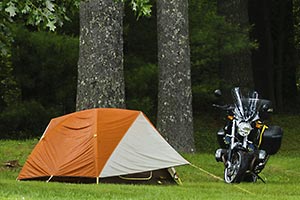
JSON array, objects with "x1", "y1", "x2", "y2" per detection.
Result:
[{"x1": 260, "y1": 125, "x2": 283, "y2": 155}]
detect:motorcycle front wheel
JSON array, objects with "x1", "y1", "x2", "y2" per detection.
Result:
[{"x1": 224, "y1": 150, "x2": 248, "y2": 183}]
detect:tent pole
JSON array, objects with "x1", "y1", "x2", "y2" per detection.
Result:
[
  {"x1": 96, "y1": 177, "x2": 99, "y2": 184},
  {"x1": 46, "y1": 175, "x2": 53, "y2": 183}
]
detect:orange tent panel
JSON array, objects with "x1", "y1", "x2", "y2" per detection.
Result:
[
  {"x1": 17, "y1": 108, "x2": 189, "y2": 184},
  {"x1": 18, "y1": 108, "x2": 139, "y2": 179}
]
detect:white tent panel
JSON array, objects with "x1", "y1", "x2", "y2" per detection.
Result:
[{"x1": 99, "y1": 113, "x2": 189, "y2": 178}]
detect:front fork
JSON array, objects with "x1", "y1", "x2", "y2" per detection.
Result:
[
  {"x1": 227, "y1": 120, "x2": 237, "y2": 167},
  {"x1": 215, "y1": 119, "x2": 237, "y2": 164},
  {"x1": 215, "y1": 119, "x2": 248, "y2": 166}
]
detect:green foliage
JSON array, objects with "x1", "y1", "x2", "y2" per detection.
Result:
[
  {"x1": 0, "y1": 26, "x2": 78, "y2": 139},
  {"x1": 0, "y1": 0, "x2": 79, "y2": 90},
  {"x1": 189, "y1": 0, "x2": 223, "y2": 111},
  {"x1": 124, "y1": 2, "x2": 157, "y2": 64},
  {"x1": 123, "y1": 2, "x2": 157, "y2": 122},
  {"x1": 0, "y1": 63, "x2": 20, "y2": 110},
  {"x1": 1, "y1": 0, "x2": 79, "y2": 31},
  {"x1": 189, "y1": 0, "x2": 221, "y2": 68},
  {"x1": 121, "y1": 0, "x2": 152, "y2": 18},
  {"x1": 0, "y1": 23, "x2": 20, "y2": 111},
  {"x1": 294, "y1": 0, "x2": 300, "y2": 90},
  {"x1": 0, "y1": 0, "x2": 79, "y2": 120},
  {"x1": 11, "y1": 25, "x2": 78, "y2": 112},
  {"x1": 125, "y1": 60, "x2": 158, "y2": 122},
  {"x1": 189, "y1": 0, "x2": 256, "y2": 85},
  {"x1": 129, "y1": 0, "x2": 152, "y2": 18},
  {"x1": 192, "y1": 84, "x2": 221, "y2": 115},
  {"x1": 0, "y1": 22, "x2": 13, "y2": 57},
  {"x1": 0, "y1": 101, "x2": 53, "y2": 139},
  {"x1": 294, "y1": 0, "x2": 300, "y2": 51},
  {"x1": 189, "y1": 0, "x2": 258, "y2": 113}
]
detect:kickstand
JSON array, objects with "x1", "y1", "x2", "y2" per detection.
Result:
[{"x1": 256, "y1": 174, "x2": 266, "y2": 183}]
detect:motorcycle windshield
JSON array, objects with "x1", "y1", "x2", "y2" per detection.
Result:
[{"x1": 231, "y1": 87, "x2": 262, "y2": 121}]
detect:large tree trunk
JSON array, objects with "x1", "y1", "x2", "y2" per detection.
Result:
[
  {"x1": 249, "y1": 0, "x2": 298, "y2": 109},
  {"x1": 273, "y1": 0, "x2": 297, "y2": 110},
  {"x1": 249, "y1": 0, "x2": 276, "y2": 103},
  {"x1": 76, "y1": 0, "x2": 125, "y2": 111},
  {"x1": 157, "y1": 0, "x2": 195, "y2": 153},
  {"x1": 217, "y1": 0, "x2": 254, "y2": 89}
]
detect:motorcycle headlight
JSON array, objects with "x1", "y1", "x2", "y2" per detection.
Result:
[{"x1": 237, "y1": 122, "x2": 252, "y2": 136}]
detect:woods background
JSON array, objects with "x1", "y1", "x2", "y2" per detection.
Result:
[{"x1": 0, "y1": 0, "x2": 299, "y2": 152}]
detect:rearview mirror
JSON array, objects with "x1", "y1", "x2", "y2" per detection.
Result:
[{"x1": 214, "y1": 89, "x2": 222, "y2": 97}]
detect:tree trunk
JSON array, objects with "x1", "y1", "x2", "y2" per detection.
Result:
[
  {"x1": 249, "y1": 0, "x2": 298, "y2": 109},
  {"x1": 273, "y1": 0, "x2": 287, "y2": 109},
  {"x1": 249, "y1": 0, "x2": 276, "y2": 103},
  {"x1": 278, "y1": 0, "x2": 298, "y2": 109},
  {"x1": 157, "y1": 0, "x2": 195, "y2": 153},
  {"x1": 217, "y1": 0, "x2": 254, "y2": 89},
  {"x1": 76, "y1": 0, "x2": 125, "y2": 111}
]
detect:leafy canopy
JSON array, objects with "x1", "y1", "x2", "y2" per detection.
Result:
[
  {"x1": 0, "y1": 0, "x2": 151, "y2": 57},
  {"x1": 1, "y1": 0, "x2": 151, "y2": 31},
  {"x1": 0, "y1": 0, "x2": 152, "y2": 112},
  {"x1": 1, "y1": 0, "x2": 79, "y2": 31}
]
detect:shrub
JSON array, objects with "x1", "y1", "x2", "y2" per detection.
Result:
[
  {"x1": 0, "y1": 101, "x2": 54, "y2": 139},
  {"x1": 125, "y1": 63, "x2": 158, "y2": 123},
  {"x1": 0, "y1": 25, "x2": 78, "y2": 139},
  {"x1": 11, "y1": 25, "x2": 78, "y2": 115}
]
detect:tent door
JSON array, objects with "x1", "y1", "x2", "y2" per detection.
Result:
[{"x1": 118, "y1": 171, "x2": 153, "y2": 181}]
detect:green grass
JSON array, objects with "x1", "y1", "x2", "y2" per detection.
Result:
[
  {"x1": 1, "y1": 152, "x2": 300, "y2": 199},
  {"x1": 0, "y1": 114, "x2": 300, "y2": 199}
]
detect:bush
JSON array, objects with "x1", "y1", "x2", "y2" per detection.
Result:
[
  {"x1": 125, "y1": 63, "x2": 158, "y2": 123},
  {"x1": 11, "y1": 25, "x2": 78, "y2": 115},
  {"x1": 0, "y1": 25, "x2": 78, "y2": 139},
  {"x1": 0, "y1": 101, "x2": 54, "y2": 139}
]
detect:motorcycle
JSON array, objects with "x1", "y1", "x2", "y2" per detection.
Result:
[{"x1": 213, "y1": 87, "x2": 283, "y2": 183}]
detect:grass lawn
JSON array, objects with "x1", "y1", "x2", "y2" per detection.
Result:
[{"x1": 0, "y1": 114, "x2": 299, "y2": 199}]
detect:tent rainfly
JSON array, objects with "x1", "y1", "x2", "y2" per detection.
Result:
[{"x1": 17, "y1": 108, "x2": 189, "y2": 184}]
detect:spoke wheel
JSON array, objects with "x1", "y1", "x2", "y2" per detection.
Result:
[{"x1": 224, "y1": 151, "x2": 248, "y2": 183}]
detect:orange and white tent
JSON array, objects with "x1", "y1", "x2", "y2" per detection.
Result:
[{"x1": 17, "y1": 108, "x2": 189, "y2": 184}]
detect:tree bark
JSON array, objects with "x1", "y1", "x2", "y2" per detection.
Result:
[
  {"x1": 157, "y1": 0, "x2": 195, "y2": 153},
  {"x1": 249, "y1": 0, "x2": 276, "y2": 103},
  {"x1": 249, "y1": 0, "x2": 298, "y2": 108},
  {"x1": 217, "y1": 0, "x2": 254, "y2": 89},
  {"x1": 76, "y1": 0, "x2": 125, "y2": 111},
  {"x1": 277, "y1": 0, "x2": 297, "y2": 109}
]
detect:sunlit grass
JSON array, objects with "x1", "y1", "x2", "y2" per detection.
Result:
[
  {"x1": 0, "y1": 153, "x2": 299, "y2": 200},
  {"x1": 1, "y1": 146, "x2": 300, "y2": 199},
  {"x1": 0, "y1": 115, "x2": 300, "y2": 199}
]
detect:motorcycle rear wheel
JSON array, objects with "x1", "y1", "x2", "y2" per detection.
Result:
[{"x1": 224, "y1": 150, "x2": 248, "y2": 183}]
